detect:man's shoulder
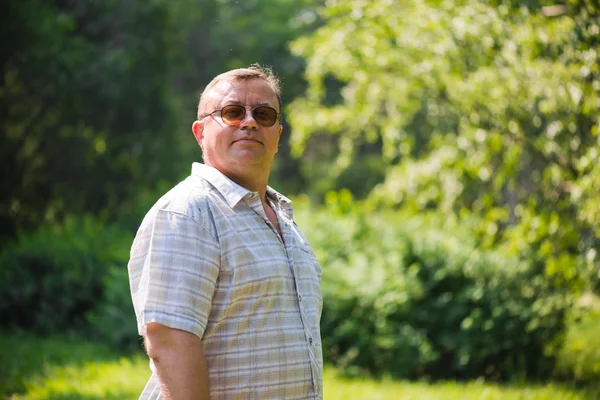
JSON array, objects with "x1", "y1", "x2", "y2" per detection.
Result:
[{"x1": 143, "y1": 174, "x2": 219, "y2": 226}]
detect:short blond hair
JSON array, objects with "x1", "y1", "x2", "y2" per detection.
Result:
[{"x1": 197, "y1": 64, "x2": 281, "y2": 119}]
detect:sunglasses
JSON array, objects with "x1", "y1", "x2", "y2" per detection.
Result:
[{"x1": 200, "y1": 104, "x2": 280, "y2": 127}]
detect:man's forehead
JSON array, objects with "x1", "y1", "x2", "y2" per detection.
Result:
[{"x1": 205, "y1": 79, "x2": 278, "y2": 108}]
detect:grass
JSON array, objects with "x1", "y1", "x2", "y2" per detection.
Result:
[
  {"x1": 324, "y1": 370, "x2": 598, "y2": 400},
  {"x1": 0, "y1": 332, "x2": 147, "y2": 399},
  {"x1": 2, "y1": 294, "x2": 599, "y2": 399},
  {"x1": 2, "y1": 329, "x2": 600, "y2": 400},
  {"x1": 9, "y1": 356, "x2": 149, "y2": 400},
  {"x1": 0, "y1": 332, "x2": 119, "y2": 396}
]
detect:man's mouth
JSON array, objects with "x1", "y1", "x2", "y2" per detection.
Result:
[{"x1": 234, "y1": 137, "x2": 262, "y2": 144}]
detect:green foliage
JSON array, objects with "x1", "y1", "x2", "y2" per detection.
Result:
[
  {"x1": 172, "y1": 0, "x2": 321, "y2": 195},
  {"x1": 554, "y1": 294, "x2": 600, "y2": 383},
  {"x1": 0, "y1": 0, "x2": 322, "y2": 247},
  {"x1": 0, "y1": 217, "x2": 131, "y2": 334},
  {"x1": 86, "y1": 265, "x2": 141, "y2": 352},
  {"x1": 0, "y1": 0, "x2": 189, "y2": 246},
  {"x1": 294, "y1": 196, "x2": 572, "y2": 379},
  {"x1": 289, "y1": 0, "x2": 600, "y2": 291}
]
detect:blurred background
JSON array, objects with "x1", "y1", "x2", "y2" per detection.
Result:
[{"x1": 1, "y1": 0, "x2": 599, "y2": 398}]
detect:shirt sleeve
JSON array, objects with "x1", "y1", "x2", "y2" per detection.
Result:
[{"x1": 128, "y1": 208, "x2": 220, "y2": 339}]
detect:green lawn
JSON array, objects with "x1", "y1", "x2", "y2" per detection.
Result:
[
  {"x1": 324, "y1": 370, "x2": 598, "y2": 400},
  {"x1": 2, "y1": 331, "x2": 600, "y2": 400}
]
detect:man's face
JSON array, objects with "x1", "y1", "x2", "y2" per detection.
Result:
[{"x1": 192, "y1": 79, "x2": 282, "y2": 179}]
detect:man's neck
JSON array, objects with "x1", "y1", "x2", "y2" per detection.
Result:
[
  {"x1": 224, "y1": 171, "x2": 270, "y2": 201},
  {"x1": 205, "y1": 161, "x2": 272, "y2": 200}
]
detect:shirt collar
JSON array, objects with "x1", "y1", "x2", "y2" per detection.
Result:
[{"x1": 191, "y1": 162, "x2": 292, "y2": 209}]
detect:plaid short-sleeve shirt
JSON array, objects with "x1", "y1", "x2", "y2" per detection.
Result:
[{"x1": 128, "y1": 163, "x2": 323, "y2": 399}]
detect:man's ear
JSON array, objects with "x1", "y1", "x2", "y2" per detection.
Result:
[
  {"x1": 275, "y1": 124, "x2": 283, "y2": 153},
  {"x1": 192, "y1": 120, "x2": 204, "y2": 147}
]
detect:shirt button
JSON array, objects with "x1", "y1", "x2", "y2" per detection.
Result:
[
  {"x1": 298, "y1": 295, "x2": 303, "y2": 301},
  {"x1": 309, "y1": 337, "x2": 313, "y2": 345}
]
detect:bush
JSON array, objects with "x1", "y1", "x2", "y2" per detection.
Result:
[
  {"x1": 553, "y1": 294, "x2": 600, "y2": 383},
  {"x1": 86, "y1": 264, "x2": 141, "y2": 351},
  {"x1": 0, "y1": 217, "x2": 131, "y2": 335},
  {"x1": 293, "y1": 193, "x2": 573, "y2": 380},
  {"x1": 2, "y1": 196, "x2": 574, "y2": 380}
]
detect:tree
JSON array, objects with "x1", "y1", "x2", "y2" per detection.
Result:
[
  {"x1": 174, "y1": 0, "x2": 322, "y2": 194},
  {"x1": 288, "y1": 0, "x2": 600, "y2": 289},
  {"x1": 1, "y1": 0, "x2": 191, "y2": 244},
  {"x1": 0, "y1": 0, "x2": 322, "y2": 247}
]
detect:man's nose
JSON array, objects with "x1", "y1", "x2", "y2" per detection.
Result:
[{"x1": 239, "y1": 109, "x2": 258, "y2": 130}]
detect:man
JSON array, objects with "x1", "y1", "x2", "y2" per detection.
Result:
[{"x1": 128, "y1": 65, "x2": 323, "y2": 399}]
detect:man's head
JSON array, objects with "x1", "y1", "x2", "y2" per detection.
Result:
[
  {"x1": 196, "y1": 65, "x2": 281, "y2": 119},
  {"x1": 192, "y1": 65, "x2": 283, "y2": 188}
]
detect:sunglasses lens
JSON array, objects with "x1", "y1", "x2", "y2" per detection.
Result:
[
  {"x1": 221, "y1": 105, "x2": 246, "y2": 124},
  {"x1": 219, "y1": 105, "x2": 278, "y2": 127},
  {"x1": 252, "y1": 106, "x2": 278, "y2": 127}
]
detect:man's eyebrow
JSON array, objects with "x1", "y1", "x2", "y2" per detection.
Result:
[{"x1": 221, "y1": 100, "x2": 273, "y2": 107}]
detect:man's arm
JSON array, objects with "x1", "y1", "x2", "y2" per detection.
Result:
[{"x1": 144, "y1": 322, "x2": 210, "y2": 400}]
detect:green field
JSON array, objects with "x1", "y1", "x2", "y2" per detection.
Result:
[{"x1": 2, "y1": 314, "x2": 600, "y2": 400}]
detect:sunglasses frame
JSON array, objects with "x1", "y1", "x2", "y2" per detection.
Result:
[{"x1": 199, "y1": 104, "x2": 280, "y2": 128}]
